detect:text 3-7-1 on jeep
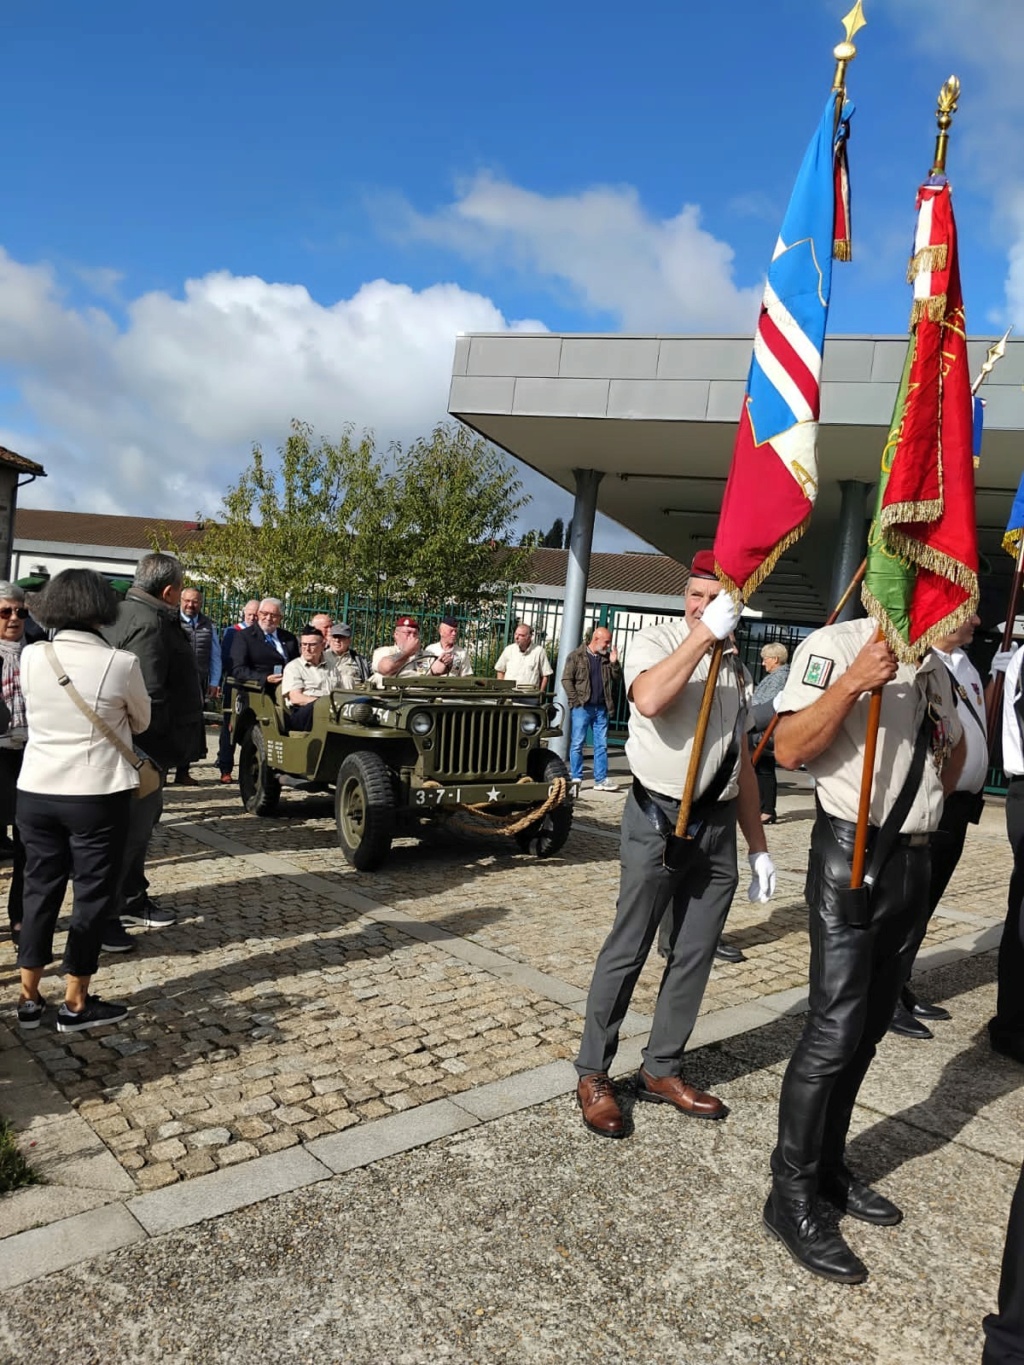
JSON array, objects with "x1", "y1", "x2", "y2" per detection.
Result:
[{"x1": 226, "y1": 676, "x2": 575, "y2": 871}]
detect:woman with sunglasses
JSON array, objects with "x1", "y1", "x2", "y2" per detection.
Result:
[{"x1": 0, "y1": 582, "x2": 31, "y2": 947}]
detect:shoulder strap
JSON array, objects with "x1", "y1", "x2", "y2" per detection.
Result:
[
  {"x1": 940, "y1": 658, "x2": 985, "y2": 737},
  {"x1": 43, "y1": 643, "x2": 145, "y2": 773},
  {"x1": 864, "y1": 706, "x2": 935, "y2": 887}
]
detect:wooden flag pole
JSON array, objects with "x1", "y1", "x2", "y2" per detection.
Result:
[
  {"x1": 987, "y1": 532, "x2": 1024, "y2": 756},
  {"x1": 751, "y1": 556, "x2": 868, "y2": 766},
  {"x1": 674, "y1": 640, "x2": 725, "y2": 838}
]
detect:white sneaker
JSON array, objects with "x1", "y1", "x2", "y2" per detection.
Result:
[{"x1": 593, "y1": 779, "x2": 619, "y2": 792}]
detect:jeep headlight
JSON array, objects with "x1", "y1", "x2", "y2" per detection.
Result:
[
  {"x1": 409, "y1": 710, "x2": 434, "y2": 736},
  {"x1": 520, "y1": 712, "x2": 542, "y2": 736}
]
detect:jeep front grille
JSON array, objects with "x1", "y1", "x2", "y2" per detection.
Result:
[{"x1": 433, "y1": 707, "x2": 520, "y2": 779}]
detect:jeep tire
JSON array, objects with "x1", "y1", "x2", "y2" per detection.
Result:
[
  {"x1": 514, "y1": 749, "x2": 573, "y2": 859},
  {"x1": 335, "y1": 750, "x2": 397, "y2": 871},
  {"x1": 238, "y1": 725, "x2": 281, "y2": 816}
]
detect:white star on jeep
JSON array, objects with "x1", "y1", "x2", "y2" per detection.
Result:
[{"x1": 486, "y1": 787, "x2": 501, "y2": 802}]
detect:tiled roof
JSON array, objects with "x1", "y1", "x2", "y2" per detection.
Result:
[
  {"x1": 0, "y1": 446, "x2": 46, "y2": 476},
  {"x1": 14, "y1": 509, "x2": 206, "y2": 550},
  {"x1": 523, "y1": 548, "x2": 689, "y2": 597}
]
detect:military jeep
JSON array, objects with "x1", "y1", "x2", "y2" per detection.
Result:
[{"x1": 225, "y1": 676, "x2": 575, "y2": 871}]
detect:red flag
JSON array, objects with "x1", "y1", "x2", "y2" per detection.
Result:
[{"x1": 861, "y1": 178, "x2": 979, "y2": 659}]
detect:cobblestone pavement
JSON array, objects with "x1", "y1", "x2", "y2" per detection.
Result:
[{"x1": 0, "y1": 747, "x2": 1010, "y2": 1193}]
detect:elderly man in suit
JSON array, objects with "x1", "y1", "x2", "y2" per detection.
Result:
[{"x1": 229, "y1": 598, "x2": 299, "y2": 686}]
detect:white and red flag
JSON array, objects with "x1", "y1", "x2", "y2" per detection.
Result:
[{"x1": 714, "y1": 92, "x2": 853, "y2": 600}]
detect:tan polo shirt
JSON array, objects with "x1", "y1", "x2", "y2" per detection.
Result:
[
  {"x1": 370, "y1": 645, "x2": 431, "y2": 688},
  {"x1": 495, "y1": 642, "x2": 553, "y2": 688},
  {"x1": 424, "y1": 642, "x2": 473, "y2": 676},
  {"x1": 776, "y1": 618, "x2": 961, "y2": 833},
  {"x1": 624, "y1": 619, "x2": 748, "y2": 802},
  {"x1": 280, "y1": 658, "x2": 334, "y2": 709}
]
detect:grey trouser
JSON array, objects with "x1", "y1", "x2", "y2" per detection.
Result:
[
  {"x1": 114, "y1": 774, "x2": 166, "y2": 913},
  {"x1": 575, "y1": 788, "x2": 739, "y2": 1079}
]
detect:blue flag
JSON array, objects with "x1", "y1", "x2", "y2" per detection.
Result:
[{"x1": 1004, "y1": 473, "x2": 1024, "y2": 560}]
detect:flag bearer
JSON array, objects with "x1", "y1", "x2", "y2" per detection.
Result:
[
  {"x1": 573, "y1": 552, "x2": 777, "y2": 1139},
  {"x1": 765, "y1": 620, "x2": 963, "y2": 1283}
]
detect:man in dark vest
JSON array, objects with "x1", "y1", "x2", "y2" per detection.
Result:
[{"x1": 175, "y1": 587, "x2": 221, "y2": 786}]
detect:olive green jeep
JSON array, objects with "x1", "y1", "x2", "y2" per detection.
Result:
[{"x1": 225, "y1": 676, "x2": 575, "y2": 870}]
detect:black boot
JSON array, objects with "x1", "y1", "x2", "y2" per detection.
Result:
[
  {"x1": 819, "y1": 1167, "x2": 903, "y2": 1226},
  {"x1": 902, "y1": 986, "x2": 951, "y2": 1022},
  {"x1": 889, "y1": 999, "x2": 933, "y2": 1040},
  {"x1": 763, "y1": 1188, "x2": 868, "y2": 1284}
]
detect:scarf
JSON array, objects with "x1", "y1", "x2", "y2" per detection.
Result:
[{"x1": 0, "y1": 638, "x2": 26, "y2": 731}]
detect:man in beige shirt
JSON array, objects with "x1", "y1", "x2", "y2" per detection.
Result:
[
  {"x1": 495, "y1": 624, "x2": 553, "y2": 692},
  {"x1": 574, "y1": 551, "x2": 776, "y2": 1140},
  {"x1": 371, "y1": 616, "x2": 432, "y2": 686},
  {"x1": 281, "y1": 626, "x2": 334, "y2": 731},
  {"x1": 764, "y1": 617, "x2": 964, "y2": 1286}
]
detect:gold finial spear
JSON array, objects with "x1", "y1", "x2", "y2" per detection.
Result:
[
  {"x1": 932, "y1": 75, "x2": 961, "y2": 175},
  {"x1": 833, "y1": 2, "x2": 867, "y2": 93},
  {"x1": 972, "y1": 327, "x2": 1013, "y2": 396}
]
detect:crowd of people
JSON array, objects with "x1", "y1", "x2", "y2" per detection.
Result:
[{"x1": 3, "y1": 548, "x2": 1022, "y2": 1356}]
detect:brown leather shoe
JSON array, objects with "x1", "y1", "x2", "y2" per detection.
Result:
[
  {"x1": 576, "y1": 1073, "x2": 625, "y2": 1138},
  {"x1": 636, "y1": 1068, "x2": 728, "y2": 1120}
]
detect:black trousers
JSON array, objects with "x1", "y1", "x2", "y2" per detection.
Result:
[
  {"x1": 286, "y1": 701, "x2": 317, "y2": 732},
  {"x1": 16, "y1": 789, "x2": 132, "y2": 977},
  {"x1": 6, "y1": 821, "x2": 24, "y2": 930},
  {"x1": 896, "y1": 789, "x2": 975, "y2": 993},
  {"x1": 993, "y1": 779, "x2": 1024, "y2": 1045},
  {"x1": 984, "y1": 1150, "x2": 1024, "y2": 1365},
  {"x1": 754, "y1": 754, "x2": 777, "y2": 819},
  {"x1": 771, "y1": 812, "x2": 930, "y2": 1198}
]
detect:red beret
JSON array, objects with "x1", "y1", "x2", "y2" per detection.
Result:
[
  {"x1": 395, "y1": 615, "x2": 419, "y2": 629},
  {"x1": 689, "y1": 550, "x2": 718, "y2": 580}
]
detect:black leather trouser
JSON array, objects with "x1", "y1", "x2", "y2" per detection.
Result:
[
  {"x1": 993, "y1": 779, "x2": 1024, "y2": 1043},
  {"x1": 983, "y1": 1149, "x2": 1024, "y2": 1365},
  {"x1": 770, "y1": 811, "x2": 930, "y2": 1199},
  {"x1": 896, "y1": 789, "x2": 974, "y2": 992}
]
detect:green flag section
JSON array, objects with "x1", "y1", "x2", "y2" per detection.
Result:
[{"x1": 861, "y1": 178, "x2": 978, "y2": 662}]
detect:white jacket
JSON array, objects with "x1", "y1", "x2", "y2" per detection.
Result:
[{"x1": 18, "y1": 631, "x2": 152, "y2": 796}]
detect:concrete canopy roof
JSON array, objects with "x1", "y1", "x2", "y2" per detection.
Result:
[{"x1": 449, "y1": 333, "x2": 1024, "y2": 624}]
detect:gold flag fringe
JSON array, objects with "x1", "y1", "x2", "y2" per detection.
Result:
[
  {"x1": 833, "y1": 239, "x2": 852, "y2": 262},
  {"x1": 879, "y1": 497, "x2": 943, "y2": 529},
  {"x1": 1004, "y1": 528, "x2": 1023, "y2": 560},
  {"x1": 909, "y1": 295, "x2": 947, "y2": 326},
  {"x1": 906, "y1": 244, "x2": 948, "y2": 283},
  {"x1": 861, "y1": 583, "x2": 980, "y2": 665},
  {"x1": 714, "y1": 513, "x2": 811, "y2": 605}
]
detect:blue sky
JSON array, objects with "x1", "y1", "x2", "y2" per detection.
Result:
[{"x1": 2, "y1": 0, "x2": 1022, "y2": 548}]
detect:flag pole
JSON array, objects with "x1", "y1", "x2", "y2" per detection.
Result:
[
  {"x1": 678, "y1": 4, "x2": 865, "y2": 841},
  {"x1": 850, "y1": 76, "x2": 961, "y2": 890},
  {"x1": 751, "y1": 556, "x2": 867, "y2": 767}
]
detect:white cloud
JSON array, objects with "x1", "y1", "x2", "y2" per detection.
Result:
[
  {"x1": 0, "y1": 247, "x2": 545, "y2": 519},
  {"x1": 402, "y1": 172, "x2": 763, "y2": 333}
]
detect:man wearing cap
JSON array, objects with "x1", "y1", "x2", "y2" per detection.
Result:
[
  {"x1": 326, "y1": 623, "x2": 371, "y2": 689},
  {"x1": 574, "y1": 551, "x2": 776, "y2": 1140},
  {"x1": 764, "y1": 617, "x2": 963, "y2": 1285},
  {"x1": 424, "y1": 617, "x2": 472, "y2": 677},
  {"x1": 495, "y1": 623, "x2": 553, "y2": 692},
  {"x1": 281, "y1": 626, "x2": 334, "y2": 731},
  {"x1": 371, "y1": 616, "x2": 431, "y2": 684}
]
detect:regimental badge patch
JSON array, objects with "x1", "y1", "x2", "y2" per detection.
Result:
[{"x1": 802, "y1": 654, "x2": 834, "y2": 689}]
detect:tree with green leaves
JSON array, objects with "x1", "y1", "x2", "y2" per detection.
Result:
[{"x1": 155, "y1": 419, "x2": 529, "y2": 613}]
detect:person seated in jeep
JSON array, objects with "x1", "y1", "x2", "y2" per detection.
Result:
[
  {"x1": 280, "y1": 626, "x2": 334, "y2": 731},
  {"x1": 370, "y1": 616, "x2": 432, "y2": 686}
]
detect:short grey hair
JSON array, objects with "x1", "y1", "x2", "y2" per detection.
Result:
[
  {"x1": 134, "y1": 553, "x2": 183, "y2": 598},
  {"x1": 761, "y1": 642, "x2": 789, "y2": 664},
  {"x1": 259, "y1": 597, "x2": 284, "y2": 612},
  {"x1": 0, "y1": 582, "x2": 26, "y2": 604}
]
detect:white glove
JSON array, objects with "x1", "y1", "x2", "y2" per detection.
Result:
[
  {"x1": 700, "y1": 591, "x2": 742, "y2": 641},
  {"x1": 748, "y1": 851, "x2": 777, "y2": 903},
  {"x1": 991, "y1": 644, "x2": 1019, "y2": 676}
]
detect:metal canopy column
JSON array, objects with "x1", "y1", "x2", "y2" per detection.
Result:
[
  {"x1": 550, "y1": 468, "x2": 603, "y2": 760},
  {"x1": 829, "y1": 479, "x2": 871, "y2": 622}
]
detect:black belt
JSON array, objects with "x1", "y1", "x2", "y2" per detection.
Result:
[{"x1": 826, "y1": 814, "x2": 930, "y2": 848}]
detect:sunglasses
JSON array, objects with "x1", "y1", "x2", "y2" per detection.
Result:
[{"x1": 0, "y1": 608, "x2": 29, "y2": 620}]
